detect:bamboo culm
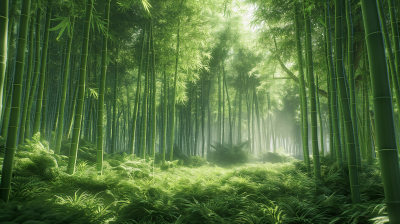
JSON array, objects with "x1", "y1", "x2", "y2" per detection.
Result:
[
  {"x1": 0, "y1": 0, "x2": 32, "y2": 203},
  {"x1": 66, "y1": 0, "x2": 93, "y2": 175}
]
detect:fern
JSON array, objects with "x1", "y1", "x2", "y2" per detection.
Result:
[
  {"x1": 10, "y1": 176, "x2": 49, "y2": 199},
  {"x1": 369, "y1": 203, "x2": 389, "y2": 224}
]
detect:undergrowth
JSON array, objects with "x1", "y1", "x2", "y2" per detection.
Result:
[{"x1": 0, "y1": 135, "x2": 388, "y2": 224}]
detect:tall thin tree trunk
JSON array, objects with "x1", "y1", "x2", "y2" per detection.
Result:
[
  {"x1": 19, "y1": 16, "x2": 35, "y2": 143},
  {"x1": 40, "y1": 51, "x2": 50, "y2": 139},
  {"x1": 130, "y1": 25, "x2": 146, "y2": 157},
  {"x1": 0, "y1": 0, "x2": 9, "y2": 121},
  {"x1": 304, "y1": 4, "x2": 320, "y2": 179},
  {"x1": 335, "y1": 0, "x2": 360, "y2": 203},
  {"x1": 362, "y1": 0, "x2": 400, "y2": 221},
  {"x1": 294, "y1": 1, "x2": 310, "y2": 171},
  {"x1": 33, "y1": 0, "x2": 52, "y2": 135},
  {"x1": 150, "y1": 21, "x2": 156, "y2": 157},
  {"x1": 24, "y1": 10, "x2": 42, "y2": 140},
  {"x1": 67, "y1": 0, "x2": 93, "y2": 175},
  {"x1": 0, "y1": 0, "x2": 31, "y2": 202},
  {"x1": 194, "y1": 86, "x2": 199, "y2": 155},
  {"x1": 201, "y1": 78, "x2": 205, "y2": 156},
  {"x1": 111, "y1": 47, "x2": 118, "y2": 154},
  {"x1": 326, "y1": 0, "x2": 343, "y2": 168},
  {"x1": 207, "y1": 77, "x2": 212, "y2": 157},
  {"x1": 388, "y1": 0, "x2": 400, "y2": 87},
  {"x1": 254, "y1": 89, "x2": 262, "y2": 155},
  {"x1": 222, "y1": 70, "x2": 225, "y2": 144},
  {"x1": 55, "y1": 23, "x2": 73, "y2": 154},
  {"x1": 96, "y1": 0, "x2": 111, "y2": 174},
  {"x1": 378, "y1": 0, "x2": 400, "y2": 153},
  {"x1": 238, "y1": 75, "x2": 242, "y2": 143},
  {"x1": 169, "y1": 19, "x2": 180, "y2": 160},
  {"x1": 162, "y1": 64, "x2": 167, "y2": 161},
  {"x1": 1, "y1": 0, "x2": 17, "y2": 127},
  {"x1": 346, "y1": 0, "x2": 361, "y2": 170},
  {"x1": 222, "y1": 64, "x2": 232, "y2": 145},
  {"x1": 316, "y1": 74, "x2": 324, "y2": 155},
  {"x1": 140, "y1": 21, "x2": 151, "y2": 159},
  {"x1": 364, "y1": 72, "x2": 372, "y2": 161},
  {"x1": 218, "y1": 70, "x2": 221, "y2": 143}
]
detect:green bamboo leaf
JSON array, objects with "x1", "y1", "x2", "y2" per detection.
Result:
[
  {"x1": 87, "y1": 87, "x2": 99, "y2": 99},
  {"x1": 57, "y1": 23, "x2": 67, "y2": 40},
  {"x1": 91, "y1": 11, "x2": 106, "y2": 35},
  {"x1": 49, "y1": 17, "x2": 71, "y2": 40},
  {"x1": 49, "y1": 19, "x2": 66, "y2": 31}
]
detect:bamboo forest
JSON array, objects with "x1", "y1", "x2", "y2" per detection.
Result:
[{"x1": 2, "y1": 0, "x2": 400, "y2": 223}]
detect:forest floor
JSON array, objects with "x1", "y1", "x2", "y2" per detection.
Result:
[{"x1": 0, "y1": 136, "x2": 388, "y2": 224}]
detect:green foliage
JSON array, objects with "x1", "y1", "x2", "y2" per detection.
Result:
[
  {"x1": 279, "y1": 196, "x2": 328, "y2": 223},
  {"x1": 160, "y1": 160, "x2": 180, "y2": 171},
  {"x1": 0, "y1": 136, "x2": 6, "y2": 154},
  {"x1": 113, "y1": 159, "x2": 152, "y2": 179},
  {"x1": 18, "y1": 133, "x2": 49, "y2": 154},
  {"x1": 118, "y1": 189, "x2": 179, "y2": 223},
  {"x1": 105, "y1": 151, "x2": 131, "y2": 164},
  {"x1": 52, "y1": 154, "x2": 69, "y2": 166},
  {"x1": 0, "y1": 200, "x2": 89, "y2": 224},
  {"x1": 54, "y1": 189, "x2": 116, "y2": 223},
  {"x1": 60, "y1": 138, "x2": 97, "y2": 162},
  {"x1": 190, "y1": 156, "x2": 208, "y2": 168},
  {"x1": 30, "y1": 154, "x2": 58, "y2": 177},
  {"x1": 56, "y1": 165, "x2": 119, "y2": 192},
  {"x1": 262, "y1": 151, "x2": 294, "y2": 164},
  {"x1": 159, "y1": 148, "x2": 208, "y2": 168},
  {"x1": 10, "y1": 176, "x2": 49, "y2": 200},
  {"x1": 11, "y1": 137, "x2": 61, "y2": 181},
  {"x1": 49, "y1": 16, "x2": 73, "y2": 40},
  {"x1": 209, "y1": 142, "x2": 250, "y2": 166},
  {"x1": 369, "y1": 203, "x2": 389, "y2": 224},
  {"x1": 4, "y1": 133, "x2": 388, "y2": 224}
]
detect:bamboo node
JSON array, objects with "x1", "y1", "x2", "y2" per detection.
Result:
[
  {"x1": 379, "y1": 148, "x2": 397, "y2": 151},
  {"x1": 366, "y1": 31, "x2": 383, "y2": 38}
]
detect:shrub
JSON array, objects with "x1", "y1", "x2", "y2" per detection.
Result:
[
  {"x1": 54, "y1": 189, "x2": 115, "y2": 223},
  {"x1": 105, "y1": 151, "x2": 131, "y2": 163},
  {"x1": 162, "y1": 145, "x2": 189, "y2": 162},
  {"x1": 18, "y1": 133, "x2": 49, "y2": 154},
  {"x1": 261, "y1": 151, "x2": 295, "y2": 164},
  {"x1": 77, "y1": 147, "x2": 96, "y2": 162},
  {"x1": 208, "y1": 141, "x2": 250, "y2": 166},
  {"x1": 190, "y1": 156, "x2": 208, "y2": 167},
  {"x1": 13, "y1": 154, "x2": 60, "y2": 180},
  {"x1": 30, "y1": 154, "x2": 58, "y2": 177},
  {"x1": 116, "y1": 190, "x2": 179, "y2": 223},
  {"x1": 10, "y1": 176, "x2": 49, "y2": 200},
  {"x1": 156, "y1": 149, "x2": 208, "y2": 168},
  {"x1": 113, "y1": 161, "x2": 151, "y2": 179},
  {"x1": 107, "y1": 159, "x2": 122, "y2": 167},
  {"x1": 14, "y1": 158, "x2": 35, "y2": 172},
  {"x1": 52, "y1": 154, "x2": 69, "y2": 166},
  {"x1": 160, "y1": 160, "x2": 180, "y2": 170}
]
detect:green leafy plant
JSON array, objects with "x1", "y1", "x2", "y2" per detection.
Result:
[
  {"x1": 10, "y1": 176, "x2": 49, "y2": 200},
  {"x1": 209, "y1": 141, "x2": 250, "y2": 165},
  {"x1": 54, "y1": 189, "x2": 115, "y2": 223},
  {"x1": 370, "y1": 203, "x2": 389, "y2": 224}
]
